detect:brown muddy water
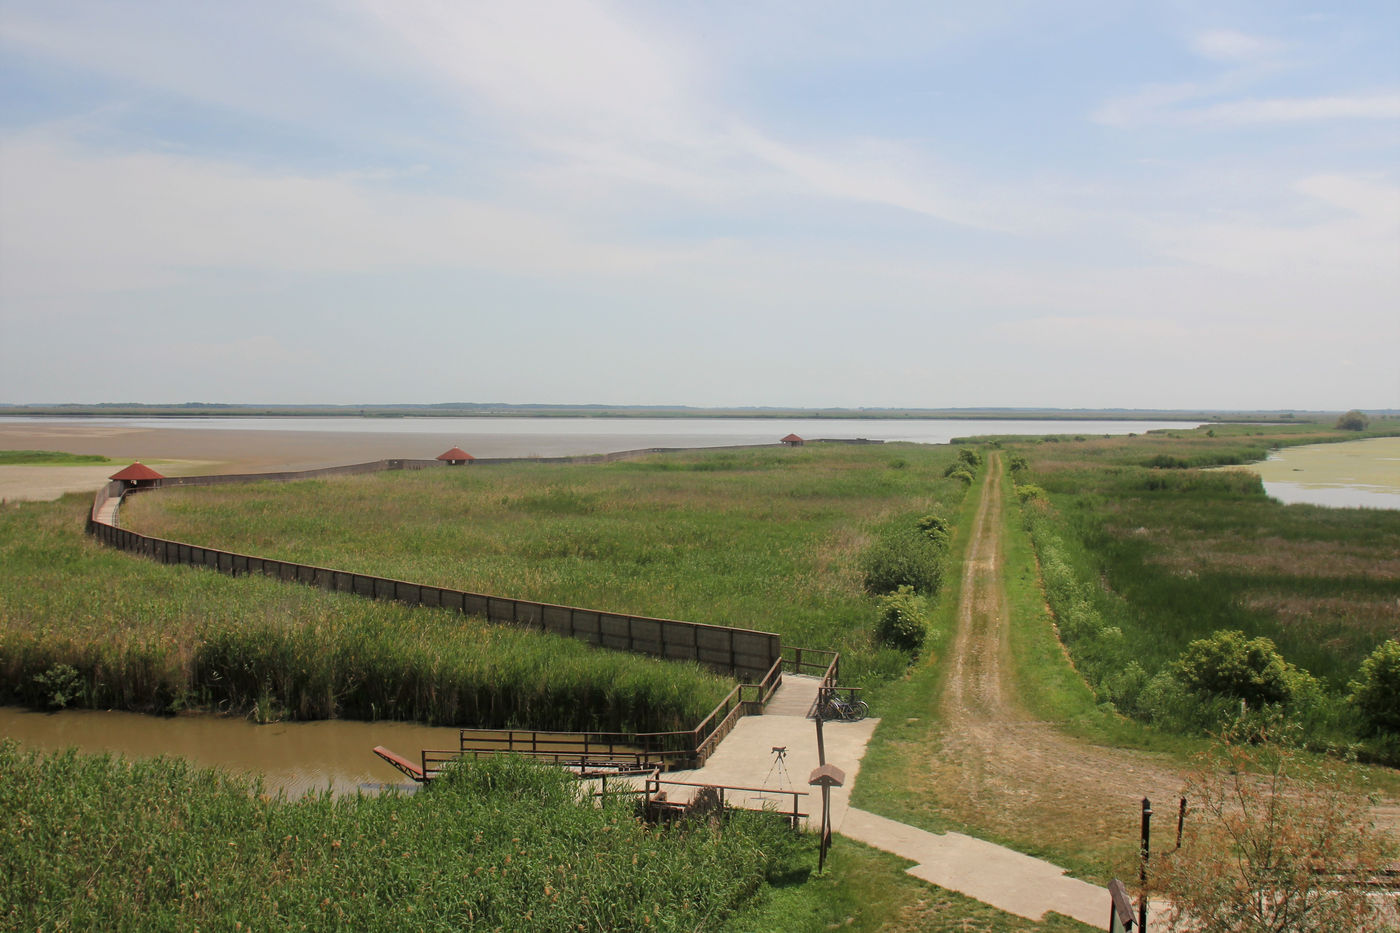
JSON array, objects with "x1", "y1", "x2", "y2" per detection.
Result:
[{"x1": 0, "y1": 707, "x2": 466, "y2": 797}]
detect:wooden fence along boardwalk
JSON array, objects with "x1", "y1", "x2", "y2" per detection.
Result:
[{"x1": 87, "y1": 449, "x2": 845, "y2": 774}]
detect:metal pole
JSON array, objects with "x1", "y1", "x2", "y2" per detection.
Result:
[
  {"x1": 815, "y1": 714, "x2": 826, "y2": 766},
  {"x1": 1139, "y1": 797, "x2": 1153, "y2": 932}
]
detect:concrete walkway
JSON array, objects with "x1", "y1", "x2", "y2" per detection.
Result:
[
  {"x1": 659, "y1": 673, "x2": 1109, "y2": 927},
  {"x1": 836, "y1": 808, "x2": 1106, "y2": 926}
]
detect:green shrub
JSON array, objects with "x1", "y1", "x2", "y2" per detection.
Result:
[
  {"x1": 945, "y1": 466, "x2": 975, "y2": 486},
  {"x1": 1143, "y1": 454, "x2": 1191, "y2": 469},
  {"x1": 1172, "y1": 630, "x2": 1302, "y2": 707},
  {"x1": 957, "y1": 447, "x2": 983, "y2": 468},
  {"x1": 1014, "y1": 484, "x2": 1048, "y2": 504},
  {"x1": 1350, "y1": 640, "x2": 1400, "y2": 735},
  {"x1": 1335, "y1": 409, "x2": 1369, "y2": 431},
  {"x1": 875, "y1": 585, "x2": 928, "y2": 653},
  {"x1": 860, "y1": 526, "x2": 943, "y2": 596},
  {"x1": 32, "y1": 664, "x2": 83, "y2": 710},
  {"x1": 916, "y1": 512, "x2": 950, "y2": 546}
]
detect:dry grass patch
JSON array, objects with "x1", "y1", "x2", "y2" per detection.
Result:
[{"x1": 1146, "y1": 535, "x2": 1400, "y2": 580}]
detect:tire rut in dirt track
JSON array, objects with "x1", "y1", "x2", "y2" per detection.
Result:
[{"x1": 933, "y1": 452, "x2": 1185, "y2": 858}]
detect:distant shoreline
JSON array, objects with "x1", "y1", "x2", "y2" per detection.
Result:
[{"x1": 0, "y1": 404, "x2": 1331, "y2": 423}]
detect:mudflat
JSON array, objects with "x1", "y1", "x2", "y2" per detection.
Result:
[
  {"x1": 0, "y1": 420, "x2": 451, "y2": 501},
  {"x1": 0, "y1": 420, "x2": 458, "y2": 472},
  {"x1": 0, "y1": 418, "x2": 736, "y2": 501}
]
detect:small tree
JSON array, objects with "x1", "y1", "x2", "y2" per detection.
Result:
[
  {"x1": 860, "y1": 526, "x2": 943, "y2": 595},
  {"x1": 1350, "y1": 639, "x2": 1400, "y2": 735},
  {"x1": 1153, "y1": 719, "x2": 1398, "y2": 932},
  {"x1": 1172, "y1": 630, "x2": 1301, "y2": 707},
  {"x1": 1335, "y1": 409, "x2": 1369, "y2": 431},
  {"x1": 916, "y1": 513, "x2": 950, "y2": 546},
  {"x1": 875, "y1": 585, "x2": 929, "y2": 653}
]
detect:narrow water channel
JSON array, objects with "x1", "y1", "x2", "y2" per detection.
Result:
[{"x1": 0, "y1": 707, "x2": 467, "y2": 797}]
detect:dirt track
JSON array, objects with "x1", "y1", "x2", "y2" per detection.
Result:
[{"x1": 930, "y1": 455, "x2": 1193, "y2": 869}]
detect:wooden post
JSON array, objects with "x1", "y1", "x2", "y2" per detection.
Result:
[
  {"x1": 809, "y1": 764, "x2": 844, "y2": 874},
  {"x1": 1139, "y1": 797, "x2": 1152, "y2": 932}
]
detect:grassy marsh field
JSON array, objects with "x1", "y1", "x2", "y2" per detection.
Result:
[
  {"x1": 0, "y1": 492, "x2": 732, "y2": 732},
  {"x1": 3, "y1": 443, "x2": 968, "y2": 732},
  {"x1": 121, "y1": 443, "x2": 971, "y2": 686}
]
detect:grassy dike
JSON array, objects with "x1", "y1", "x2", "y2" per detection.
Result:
[{"x1": 850, "y1": 453, "x2": 1189, "y2": 887}]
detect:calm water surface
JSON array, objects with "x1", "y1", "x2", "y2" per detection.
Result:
[
  {"x1": 1248, "y1": 437, "x2": 1400, "y2": 510},
  {"x1": 0, "y1": 415, "x2": 1199, "y2": 456},
  {"x1": 0, "y1": 706, "x2": 459, "y2": 797}
]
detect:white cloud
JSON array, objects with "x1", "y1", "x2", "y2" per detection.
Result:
[
  {"x1": 1193, "y1": 93, "x2": 1400, "y2": 124},
  {"x1": 0, "y1": 132, "x2": 698, "y2": 300},
  {"x1": 1190, "y1": 29, "x2": 1286, "y2": 63}
]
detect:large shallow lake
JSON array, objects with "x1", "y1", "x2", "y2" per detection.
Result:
[{"x1": 0, "y1": 415, "x2": 1198, "y2": 460}]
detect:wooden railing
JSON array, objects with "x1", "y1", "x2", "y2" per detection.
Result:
[
  {"x1": 421, "y1": 654, "x2": 792, "y2": 774},
  {"x1": 588, "y1": 771, "x2": 809, "y2": 827}
]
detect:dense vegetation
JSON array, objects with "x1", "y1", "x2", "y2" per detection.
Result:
[
  {"x1": 0, "y1": 449, "x2": 111, "y2": 465},
  {"x1": 0, "y1": 494, "x2": 730, "y2": 732},
  {"x1": 121, "y1": 444, "x2": 969, "y2": 685},
  {"x1": 0, "y1": 743, "x2": 807, "y2": 932},
  {"x1": 1005, "y1": 422, "x2": 1400, "y2": 759}
]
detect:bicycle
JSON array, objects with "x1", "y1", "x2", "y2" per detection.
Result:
[{"x1": 819, "y1": 694, "x2": 868, "y2": 722}]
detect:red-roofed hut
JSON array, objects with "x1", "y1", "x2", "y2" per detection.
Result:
[
  {"x1": 436, "y1": 447, "x2": 476, "y2": 466},
  {"x1": 780, "y1": 434, "x2": 804, "y2": 447},
  {"x1": 109, "y1": 462, "x2": 165, "y2": 488}
]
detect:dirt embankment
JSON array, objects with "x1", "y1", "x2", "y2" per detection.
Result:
[{"x1": 932, "y1": 457, "x2": 1192, "y2": 869}]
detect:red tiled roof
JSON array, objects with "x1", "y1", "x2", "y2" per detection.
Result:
[
  {"x1": 437, "y1": 447, "x2": 475, "y2": 461},
  {"x1": 781, "y1": 434, "x2": 804, "y2": 443},
  {"x1": 109, "y1": 462, "x2": 165, "y2": 481}
]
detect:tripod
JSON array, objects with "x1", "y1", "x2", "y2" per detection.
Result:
[{"x1": 762, "y1": 745, "x2": 793, "y2": 792}]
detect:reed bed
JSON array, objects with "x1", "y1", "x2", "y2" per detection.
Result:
[
  {"x1": 0, "y1": 495, "x2": 729, "y2": 732},
  {"x1": 0, "y1": 742, "x2": 806, "y2": 932}
]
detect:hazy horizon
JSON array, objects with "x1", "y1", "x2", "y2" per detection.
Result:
[{"x1": 2, "y1": 3, "x2": 1396, "y2": 410}]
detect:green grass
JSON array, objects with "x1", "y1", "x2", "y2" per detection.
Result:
[
  {"x1": 122, "y1": 443, "x2": 970, "y2": 685},
  {"x1": 0, "y1": 494, "x2": 730, "y2": 732},
  {"x1": 722, "y1": 838, "x2": 1094, "y2": 932},
  {"x1": 0, "y1": 449, "x2": 112, "y2": 465},
  {"x1": 0, "y1": 742, "x2": 808, "y2": 932}
]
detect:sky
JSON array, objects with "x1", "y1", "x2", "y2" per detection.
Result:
[{"x1": 0, "y1": 1, "x2": 1396, "y2": 410}]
